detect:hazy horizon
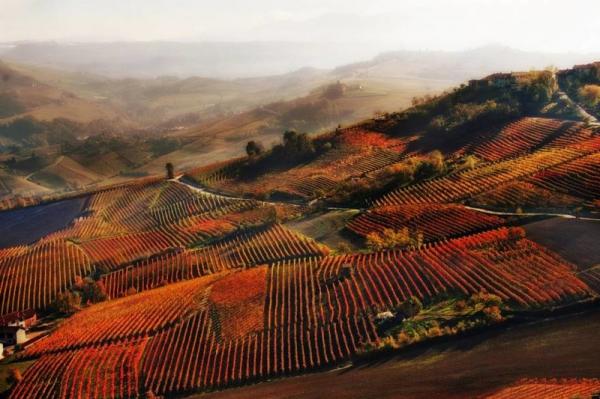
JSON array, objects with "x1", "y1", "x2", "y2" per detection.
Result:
[{"x1": 3, "y1": 0, "x2": 600, "y2": 53}]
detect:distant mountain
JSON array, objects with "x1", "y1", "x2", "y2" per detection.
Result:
[
  {"x1": 0, "y1": 60, "x2": 127, "y2": 124},
  {"x1": 3, "y1": 42, "x2": 599, "y2": 82},
  {"x1": 0, "y1": 41, "x2": 378, "y2": 79},
  {"x1": 333, "y1": 45, "x2": 600, "y2": 83}
]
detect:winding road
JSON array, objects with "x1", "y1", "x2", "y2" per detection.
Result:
[{"x1": 176, "y1": 176, "x2": 600, "y2": 222}]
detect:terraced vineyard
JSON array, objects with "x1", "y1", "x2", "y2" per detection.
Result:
[
  {"x1": 466, "y1": 118, "x2": 593, "y2": 161},
  {"x1": 376, "y1": 143, "x2": 600, "y2": 207},
  {"x1": 0, "y1": 240, "x2": 92, "y2": 315},
  {"x1": 186, "y1": 128, "x2": 410, "y2": 200},
  {"x1": 0, "y1": 180, "x2": 303, "y2": 316},
  {"x1": 483, "y1": 378, "x2": 600, "y2": 399},
  {"x1": 2, "y1": 70, "x2": 600, "y2": 399},
  {"x1": 101, "y1": 224, "x2": 327, "y2": 299},
  {"x1": 10, "y1": 227, "x2": 595, "y2": 398},
  {"x1": 347, "y1": 204, "x2": 504, "y2": 242}
]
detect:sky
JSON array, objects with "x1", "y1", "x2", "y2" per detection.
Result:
[{"x1": 2, "y1": 0, "x2": 600, "y2": 53}]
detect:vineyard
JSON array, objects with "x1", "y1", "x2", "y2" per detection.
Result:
[
  {"x1": 10, "y1": 226, "x2": 595, "y2": 398},
  {"x1": 483, "y1": 378, "x2": 600, "y2": 399},
  {"x1": 0, "y1": 240, "x2": 92, "y2": 315},
  {"x1": 0, "y1": 180, "x2": 303, "y2": 316},
  {"x1": 10, "y1": 340, "x2": 148, "y2": 399},
  {"x1": 579, "y1": 265, "x2": 600, "y2": 295},
  {"x1": 375, "y1": 140, "x2": 600, "y2": 207},
  {"x1": 465, "y1": 118, "x2": 593, "y2": 161},
  {"x1": 470, "y1": 180, "x2": 582, "y2": 210},
  {"x1": 2, "y1": 73, "x2": 600, "y2": 398},
  {"x1": 101, "y1": 224, "x2": 327, "y2": 299},
  {"x1": 186, "y1": 128, "x2": 410, "y2": 200},
  {"x1": 346, "y1": 204, "x2": 504, "y2": 242}
]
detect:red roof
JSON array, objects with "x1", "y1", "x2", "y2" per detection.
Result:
[{"x1": 0, "y1": 309, "x2": 36, "y2": 326}]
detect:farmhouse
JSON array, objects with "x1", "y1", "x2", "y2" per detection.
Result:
[
  {"x1": 0, "y1": 309, "x2": 37, "y2": 330},
  {"x1": 0, "y1": 326, "x2": 27, "y2": 346}
]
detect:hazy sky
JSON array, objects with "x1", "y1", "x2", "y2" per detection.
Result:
[{"x1": 3, "y1": 0, "x2": 600, "y2": 53}]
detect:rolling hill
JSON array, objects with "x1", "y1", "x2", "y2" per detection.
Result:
[
  {"x1": 0, "y1": 61, "x2": 599, "y2": 398},
  {"x1": 0, "y1": 61, "x2": 126, "y2": 124},
  {"x1": 27, "y1": 156, "x2": 104, "y2": 190}
]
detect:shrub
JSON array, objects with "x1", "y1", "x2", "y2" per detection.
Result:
[
  {"x1": 414, "y1": 151, "x2": 447, "y2": 179},
  {"x1": 51, "y1": 291, "x2": 81, "y2": 315},
  {"x1": 579, "y1": 84, "x2": 600, "y2": 107},
  {"x1": 483, "y1": 305, "x2": 503, "y2": 322},
  {"x1": 337, "y1": 242, "x2": 352, "y2": 254},
  {"x1": 400, "y1": 296, "x2": 423, "y2": 318},
  {"x1": 366, "y1": 228, "x2": 423, "y2": 251},
  {"x1": 80, "y1": 278, "x2": 108, "y2": 304},
  {"x1": 245, "y1": 140, "x2": 265, "y2": 157},
  {"x1": 454, "y1": 300, "x2": 467, "y2": 312}
]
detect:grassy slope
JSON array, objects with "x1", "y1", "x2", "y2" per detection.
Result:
[
  {"x1": 285, "y1": 209, "x2": 361, "y2": 251},
  {"x1": 0, "y1": 170, "x2": 51, "y2": 197},
  {"x1": 27, "y1": 156, "x2": 105, "y2": 190},
  {"x1": 524, "y1": 217, "x2": 600, "y2": 270}
]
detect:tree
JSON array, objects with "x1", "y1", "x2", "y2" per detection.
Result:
[
  {"x1": 245, "y1": 140, "x2": 264, "y2": 157},
  {"x1": 462, "y1": 155, "x2": 478, "y2": 170},
  {"x1": 165, "y1": 162, "x2": 175, "y2": 179},
  {"x1": 414, "y1": 151, "x2": 446, "y2": 180},
  {"x1": 579, "y1": 84, "x2": 600, "y2": 107},
  {"x1": 399, "y1": 296, "x2": 423, "y2": 318},
  {"x1": 80, "y1": 278, "x2": 108, "y2": 304},
  {"x1": 366, "y1": 228, "x2": 417, "y2": 251},
  {"x1": 279, "y1": 130, "x2": 315, "y2": 162},
  {"x1": 51, "y1": 291, "x2": 81, "y2": 315}
]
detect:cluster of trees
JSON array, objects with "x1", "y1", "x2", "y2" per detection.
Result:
[
  {"x1": 242, "y1": 130, "x2": 332, "y2": 178},
  {"x1": 0, "y1": 116, "x2": 137, "y2": 151},
  {"x1": 364, "y1": 292, "x2": 504, "y2": 355},
  {"x1": 579, "y1": 84, "x2": 600, "y2": 107},
  {"x1": 274, "y1": 82, "x2": 349, "y2": 132},
  {"x1": 50, "y1": 277, "x2": 108, "y2": 315},
  {"x1": 427, "y1": 100, "x2": 517, "y2": 135},
  {"x1": 321, "y1": 81, "x2": 346, "y2": 100},
  {"x1": 366, "y1": 227, "x2": 424, "y2": 251},
  {"x1": 378, "y1": 70, "x2": 557, "y2": 138},
  {"x1": 330, "y1": 151, "x2": 448, "y2": 206},
  {"x1": 278, "y1": 99, "x2": 347, "y2": 132},
  {"x1": 148, "y1": 136, "x2": 182, "y2": 157},
  {"x1": 558, "y1": 64, "x2": 600, "y2": 118}
]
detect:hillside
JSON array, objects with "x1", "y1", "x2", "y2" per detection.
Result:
[
  {"x1": 0, "y1": 58, "x2": 452, "y2": 197},
  {"x1": 0, "y1": 61, "x2": 126, "y2": 124},
  {"x1": 0, "y1": 63, "x2": 599, "y2": 399},
  {"x1": 27, "y1": 156, "x2": 104, "y2": 190},
  {"x1": 2, "y1": 49, "x2": 595, "y2": 199},
  {"x1": 138, "y1": 77, "x2": 448, "y2": 175}
]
